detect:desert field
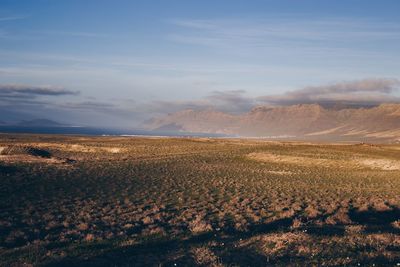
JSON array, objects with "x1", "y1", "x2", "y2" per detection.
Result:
[{"x1": 0, "y1": 134, "x2": 399, "y2": 266}]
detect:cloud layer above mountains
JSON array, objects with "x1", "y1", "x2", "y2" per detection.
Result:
[
  {"x1": 258, "y1": 78, "x2": 400, "y2": 106},
  {"x1": 145, "y1": 78, "x2": 400, "y2": 115},
  {"x1": 1, "y1": 78, "x2": 400, "y2": 126}
]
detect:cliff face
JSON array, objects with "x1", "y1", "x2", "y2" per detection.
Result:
[{"x1": 145, "y1": 104, "x2": 400, "y2": 140}]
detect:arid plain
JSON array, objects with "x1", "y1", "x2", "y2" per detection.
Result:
[{"x1": 0, "y1": 134, "x2": 399, "y2": 266}]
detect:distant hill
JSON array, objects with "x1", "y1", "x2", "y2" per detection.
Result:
[
  {"x1": 144, "y1": 103, "x2": 400, "y2": 142},
  {"x1": 16, "y1": 119, "x2": 66, "y2": 127}
]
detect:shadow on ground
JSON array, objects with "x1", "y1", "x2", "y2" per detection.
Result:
[
  {"x1": 0, "y1": 164, "x2": 19, "y2": 175},
  {"x1": 349, "y1": 207, "x2": 400, "y2": 234},
  {"x1": 42, "y1": 208, "x2": 400, "y2": 267},
  {"x1": 44, "y1": 218, "x2": 292, "y2": 267}
]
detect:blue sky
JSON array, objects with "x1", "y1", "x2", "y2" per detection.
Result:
[{"x1": 1, "y1": 0, "x2": 400, "y2": 127}]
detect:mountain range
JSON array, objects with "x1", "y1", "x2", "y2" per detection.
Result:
[{"x1": 144, "y1": 103, "x2": 400, "y2": 142}]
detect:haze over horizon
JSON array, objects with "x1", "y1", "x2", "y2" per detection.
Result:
[{"x1": 1, "y1": 0, "x2": 400, "y2": 127}]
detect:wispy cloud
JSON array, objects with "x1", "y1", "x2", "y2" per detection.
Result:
[
  {"x1": 0, "y1": 50, "x2": 337, "y2": 76},
  {"x1": 142, "y1": 90, "x2": 256, "y2": 115},
  {"x1": 59, "y1": 101, "x2": 133, "y2": 117},
  {"x1": 170, "y1": 17, "x2": 400, "y2": 43},
  {"x1": 0, "y1": 15, "x2": 27, "y2": 22},
  {"x1": 0, "y1": 84, "x2": 79, "y2": 97},
  {"x1": 36, "y1": 30, "x2": 109, "y2": 38},
  {"x1": 206, "y1": 90, "x2": 256, "y2": 113},
  {"x1": 168, "y1": 17, "x2": 400, "y2": 58}
]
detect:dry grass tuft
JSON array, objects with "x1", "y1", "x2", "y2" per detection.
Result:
[
  {"x1": 191, "y1": 247, "x2": 222, "y2": 266},
  {"x1": 189, "y1": 216, "x2": 213, "y2": 233}
]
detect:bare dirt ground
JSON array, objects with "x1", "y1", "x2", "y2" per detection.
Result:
[
  {"x1": 0, "y1": 134, "x2": 399, "y2": 266},
  {"x1": 356, "y1": 158, "x2": 400, "y2": 170},
  {"x1": 248, "y1": 151, "x2": 400, "y2": 171}
]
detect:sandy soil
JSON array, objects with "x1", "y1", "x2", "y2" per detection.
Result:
[
  {"x1": 247, "y1": 152, "x2": 336, "y2": 167},
  {"x1": 356, "y1": 158, "x2": 400, "y2": 170},
  {"x1": 1, "y1": 143, "x2": 126, "y2": 154},
  {"x1": 248, "y1": 152, "x2": 400, "y2": 171}
]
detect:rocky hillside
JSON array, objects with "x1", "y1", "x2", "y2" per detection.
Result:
[{"x1": 145, "y1": 104, "x2": 400, "y2": 141}]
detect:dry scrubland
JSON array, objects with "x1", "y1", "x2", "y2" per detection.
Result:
[{"x1": 0, "y1": 134, "x2": 399, "y2": 266}]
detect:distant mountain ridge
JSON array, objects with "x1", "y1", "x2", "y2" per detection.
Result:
[{"x1": 145, "y1": 103, "x2": 400, "y2": 141}]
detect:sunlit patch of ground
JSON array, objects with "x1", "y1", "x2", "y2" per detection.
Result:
[
  {"x1": 265, "y1": 170, "x2": 295, "y2": 175},
  {"x1": 247, "y1": 152, "x2": 336, "y2": 167},
  {"x1": 248, "y1": 151, "x2": 400, "y2": 171},
  {"x1": 356, "y1": 158, "x2": 400, "y2": 170},
  {"x1": 30, "y1": 143, "x2": 127, "y2": 153}
]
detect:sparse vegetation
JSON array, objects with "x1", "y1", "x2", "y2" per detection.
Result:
[{"x1": 0, "y1": 134, "x2": 399, "y2": 266}]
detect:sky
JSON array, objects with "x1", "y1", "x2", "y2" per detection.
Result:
[{"x1": 1, "y1": 0, "x2": 400, "y2": 127}]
